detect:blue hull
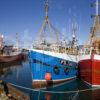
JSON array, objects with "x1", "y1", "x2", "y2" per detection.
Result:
[{"x1": 29, "y1": 50, "x2": 77, "y2": 88}]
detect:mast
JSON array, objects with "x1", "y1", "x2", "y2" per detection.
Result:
[
  {"x1": 38, "y1": 0, "x2": 49, "y2": 43},
  {"x1": 71, "y1": 23, "x2": 78, "y2": 54},
  {"x1": 0, "y1": 34, "x2": 4, "y2": 50},
  {"x1": 45, "y1": 0, "x2": 49, "y2": 21},
  {"x1": 16, "y1": 33, "x2": 19, "y2": 50},
  {"x1": 90, "y1": 0, "x2": 100, "y2": 43},
  {"x1": 90, "y1": 0, "x2": 100, "y2": 53},
  {"x1": 36, "y1": 0, "x2": 60, "y2": 52},
  {"x1": 95, "y1": 0, "x2": 99, "y2": 34},
  {"x1": 96, "y1": 0, "x2": 99, "y2": 16}
]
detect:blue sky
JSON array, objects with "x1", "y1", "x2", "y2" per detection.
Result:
[{"x1": 0, "y1": 0, "x2": 97, "y2": 47}]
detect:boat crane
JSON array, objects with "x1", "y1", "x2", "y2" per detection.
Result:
[
  {"x1": 34, "y1": 0, "x2": 61, "y2": 52},
  {"x1": 90, "y1": 0, "x2": 100, "y2": 54},
  {"x1": 83, "y1": 0, "x2": 100, "y2": 54}
]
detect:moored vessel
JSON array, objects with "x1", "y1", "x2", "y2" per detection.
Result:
[
  {"x1": 78, "y1": 0, "x2": 100, "y2": 87},
  {"x1": 29, "y1": 0, "x2": 78, "y2": 88},
  {"x1": 0, "y1": 34, "x2": 23, "y2": 63}
]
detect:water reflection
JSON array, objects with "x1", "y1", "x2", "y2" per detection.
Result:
[
  {"x1": 0, "y1": 60, "x2": 32, "y2": 89},
  {"x1": 30, "y1": 79, "x2": 100, "y2": 100},
  {"x1": 31, "y1": 91, "x2": 78, "y2": 100},
  {"x1": 91, "y1": 89, "x2": 100, "y2": 100},
  {"x1": 0, "y1": 60, "x2": 100, "y2": 100},
  {"x1": 0, "y1": 61, "x2": 22, "y2": 78},
  {"x1": 30, "y1": 88, "x2": 100, "y2": 100}
]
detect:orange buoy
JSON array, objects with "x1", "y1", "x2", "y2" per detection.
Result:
[{"x1": 45, "y1": 73, "x2": 52, "y2": 81}]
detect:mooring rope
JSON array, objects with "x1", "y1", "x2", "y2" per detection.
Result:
[
  {"x1": 9, "y1": 83, "x2": 38, "y2": 91},
  {"x1": 41, "y1": 87, "x2": 99, "y2": 94},
  {"x1": 8, "y1": 82, "x2": 100, "y2": 94}
]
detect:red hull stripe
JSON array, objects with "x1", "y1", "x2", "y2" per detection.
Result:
[{"x1": 79, "y1": 54, "x2": 100, "y2": 86}]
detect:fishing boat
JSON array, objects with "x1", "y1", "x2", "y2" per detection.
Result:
[
  {"x1": 78, "y1": 0, "x2": 100, "y2": 87},
  {"x1": 29, "y1": 0, "x2": 78, "y2": 88},
  {"x1": 0, "y1": 34, "x2": 23, "y2": 63},
  {"x1": 0, "y1": 52, "x2": 23, "y2": 63}
]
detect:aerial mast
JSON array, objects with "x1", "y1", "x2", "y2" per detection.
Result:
[
  {"x1": 95, "y1": 0, "x2": 99, "y2": 33},
  {"x1": 72, "y1": 23, "x2": 78, "y2": 46},
  {"x1": 89, "y1": 0, "x2": 100, "y2": 53},
  {"x1": 16, "y1": 33, "x2": 19, "y2": 50},
  {"x1": 71, "y1": 23, "x2": 78, "y2": 54},
  {"x1": 36, "y1": 0, "x2": 60, "y2": 52},
  {"x1": 96, "y1": 0, "x2": 99, "y2": 16},
  {"x1": 45, "y1": 0, "x2": 49, "y2": 21},
  {"x1": 0, "y1": 34, "x2": 4, "y2": 50},
  {"x1": 90, "y1": 0, "x2": 100, "y2": 43}
]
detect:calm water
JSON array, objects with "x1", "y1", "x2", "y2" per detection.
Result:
[{"x1": 0, "y1": 60, "x2": 100, "y2": 100}]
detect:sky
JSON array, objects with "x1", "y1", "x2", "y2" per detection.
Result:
[{"x1": 0, "y1": 0, "x2": 98, "y2": 48}]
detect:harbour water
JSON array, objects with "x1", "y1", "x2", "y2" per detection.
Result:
[{"x1": 0, "y1": 59, "x2": 100, "y2": 100}]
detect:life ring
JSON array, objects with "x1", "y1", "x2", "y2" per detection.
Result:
[
  {"x1": 64, "y1": 68, "x2": 69, "y2": 74},
  {"x1": 53, "y1": 66, "x2": 60, "y2": 75}
]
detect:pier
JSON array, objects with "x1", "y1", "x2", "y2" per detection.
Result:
[{"x1": 0, "y1": 80, "x2": 30, "y2": 100}]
